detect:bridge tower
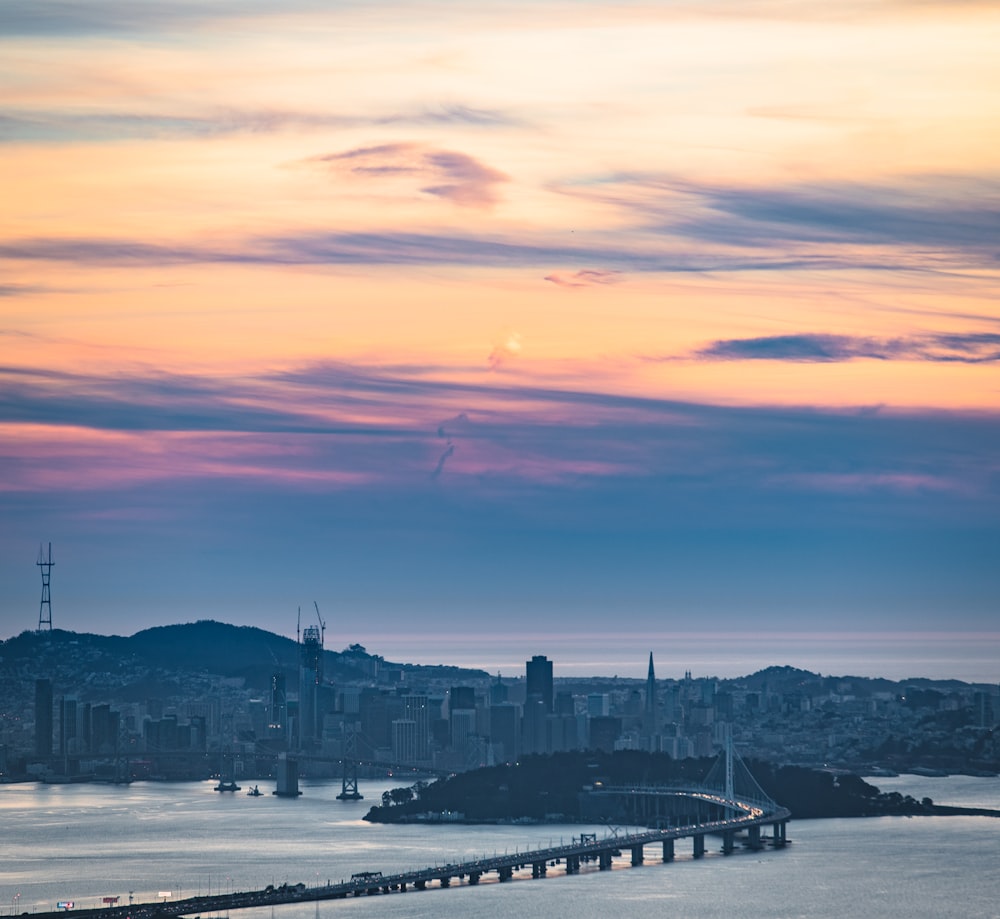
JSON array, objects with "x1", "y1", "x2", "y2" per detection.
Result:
[
  {"x1": 37, "y1": 542, "x2": 54, "y2": 632},
  {"x1": 337, "y1": 725, "x2": 363, "y2": 800},
  {"x1": 724, "y1": 724, "x2": 734, "y2": 802}
]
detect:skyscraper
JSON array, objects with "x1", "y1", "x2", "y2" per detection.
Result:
[
  {"x1": 402, "y1": 693, "x2": 430, "y2": 761},
  {"x1": 34, "y1": 678, "x2": 53, "y2": 758},
  {"x1": 298, "y1": 624, "x2": 322, "y2": 748},
  {"x1": 525, "y1": 654, "x2": 553, "y2": 713},
  {"x1": 270, "y1": 672, "x2": 286, "y2": 730},
  {"x1": 644, "y1": 652, "x2": 657, "y2": 731}
]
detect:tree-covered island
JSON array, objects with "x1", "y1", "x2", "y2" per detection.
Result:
[{"x1": 364, "y1": 751, "x2": 999, "y2": 824}]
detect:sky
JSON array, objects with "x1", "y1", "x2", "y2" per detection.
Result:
[{"x1": 1, "y1": 1, "x2": 998, "y2": 682}]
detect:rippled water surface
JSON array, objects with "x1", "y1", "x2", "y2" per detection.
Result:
[{"x1": 3, "y1": 778, "x2": 999, "y2": 919}]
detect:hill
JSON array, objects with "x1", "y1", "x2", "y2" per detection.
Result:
[{"x1": 0, "y1": 620, "x2": 488, "y2": 702}]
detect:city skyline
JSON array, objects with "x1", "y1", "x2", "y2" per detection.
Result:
[{"x1": 1, "y1": 2, "x2": 998, "y2": 683}]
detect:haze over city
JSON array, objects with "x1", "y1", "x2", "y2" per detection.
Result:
[{"x1": 1, "y1": 1, "x2": 998, "y2": 683}]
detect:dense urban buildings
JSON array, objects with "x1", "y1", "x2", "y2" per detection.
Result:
[{"x1": 2, "y1": 624, "x2": 997, "y2": 783}]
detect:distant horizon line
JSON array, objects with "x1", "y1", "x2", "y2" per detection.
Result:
[{"x1": 6, "y1": 619, "x2": 999, "y2": 686}]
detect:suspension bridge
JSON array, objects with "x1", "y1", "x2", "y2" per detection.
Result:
[{"x1": 31, "y1": 741, "x2": 789, "y2": 919}]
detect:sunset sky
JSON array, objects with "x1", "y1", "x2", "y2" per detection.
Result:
[{"x1": 1, "y1": 1, "x2": 998, "y2": 680}]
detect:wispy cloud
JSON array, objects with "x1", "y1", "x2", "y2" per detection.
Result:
[
  {"x1": 4, "y1": 0, "x2": 977, "y2": 40},
  {"x1": 681, "y1": 179, "x2": 1000, "y2": 252},
  {"x1": 2, "y1": 361, "x2": 998, "y2": 517},
  {"x1": 556, "y1": 172, "x2": 1000, "y2": 268},
  {"x1": 544, "y1": 269, "x2": 624, "y2": 288},
  {"x1": 0, "y1": 230, "x2": 894, "y2": 273},
  {"x1": 0, "y1": 104, "x2": 522, "y2": 145},
  {"x1": 695, "y1": 332, "x2": 1000, "y2": 363},
  {"x1": 313, "y1": 143, "x2": 510, "y2": 209}
]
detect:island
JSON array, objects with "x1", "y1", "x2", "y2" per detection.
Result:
[{"x1": 364, "y1": 750, "x2": 1000, "y2": 824}]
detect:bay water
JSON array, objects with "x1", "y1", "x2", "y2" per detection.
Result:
[{"x1": 3, "y1": 776, "x2": 998, "y2": 919}]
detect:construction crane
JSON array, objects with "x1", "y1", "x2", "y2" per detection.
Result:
[{"x1": 313, "y1": 600, "x2": 326, "y2": 644}]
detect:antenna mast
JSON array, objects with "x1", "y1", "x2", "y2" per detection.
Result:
[{"x1": 37, "y1": 542, "x2": 54, "y2": 632}]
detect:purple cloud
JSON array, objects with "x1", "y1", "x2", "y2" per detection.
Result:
[
  {"x1": 695, "y1": 332, "x2": 1000, "y2": 363},
  {"x1": 313, "y1": 143, "x2": 509, "y2": 209}
]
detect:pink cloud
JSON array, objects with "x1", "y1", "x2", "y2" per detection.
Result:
[
  {"x1": 311, "y1": 143, "x2": 509, "y2": 208},
  {"x1": 544, "y1": 269, "x2": 623, "y2": 288}
]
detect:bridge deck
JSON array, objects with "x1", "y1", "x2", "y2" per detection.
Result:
[{"x1": 31, "y1": 787, "x2": 789, "y2": 919}]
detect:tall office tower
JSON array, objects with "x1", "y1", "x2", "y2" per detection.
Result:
[
  {"x1": 299, "y1": 623, "x2": 322, "y2": 748},
  {"x1": 489, "y1": 703, "x2": 519, "y2": 761},
  {"x1": 270, "y1": 672, "x2": 287, "y2": 729},
  {"x1": 525, "y1": 654, "x2": 553, "y2": 713},
  {"x1": 402, "y1": 694, "x2": 430, "y2": 761},
  {"x1": 489, "y1": 672, "x2": 508, "y2": 705},
  {"x1": 522, "y1": 696, "x2": 548, "y2": 754},
  {"x1": 588, "y1": 715, "x2": 622, "y2": 752},
  {"x1": 448, "y1": 686, "x2": 477, "y2": 752},
  {"x1": 449, "y1": 686, "x2": 476, "y2": 713},
  {"x1": 587, "y1": 693, "x2": 610, "y2": 717},
  {"x1": 90, "y1": 703, "x2": 118, "y2": 754},
  {"x1": 392, "y1": 718, "x2": 418, "y2": 763},
  {"x1": 34, "y1": 678, "x2": 53, "y2": 758},
  {"x1": 60, "y1": 697, "x2": 78, "y2": 756},
  {"x1": 450, "y1": 708, "x2": 478, "y2": 762},
  {"x1": 79, "y1": 703, "x2": 92, "y2": 755},
  {"x1": 554, "y1": 691, "x2": 575, "y2": 716},
  {"x1": 974, "y1": 691, "x2": 995, "y2": 728}
]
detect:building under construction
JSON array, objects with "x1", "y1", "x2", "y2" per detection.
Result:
[{"x1": 297, "y1": 603, "x2": 325, "y2": 751}]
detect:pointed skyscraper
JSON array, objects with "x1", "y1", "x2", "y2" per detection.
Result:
[{"x1": 644, "y1": 652, "x2": 657, "y2": 740}]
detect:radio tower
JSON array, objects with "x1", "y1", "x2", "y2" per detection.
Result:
[{"x1": 37, "y1": 542, "x2": 54, "y2": 632}]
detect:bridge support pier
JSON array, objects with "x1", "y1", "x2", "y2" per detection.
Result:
[
  {"x1": 774, "y1": 821, "x2": 788, "y2": 847},
  {"x1": 336, "y1": 759, "x2": 363, "y2": 801},
  {"x1": 531, "y1": 861, "x2": 547, "y2": 878},
  {"x1": 469, "y1": 872, "x2": 480, "y2": 885},
  {"x1": 631, "y1": 845, "x2": 644, "y2": 866},
  {"x1": 439, "y1": 876, "x2": 451, "y2": 888},
  {"x1": 565, "y1": 855, "x2": 579, "y2": 874},
  {"x1": 693, "y1": 835, "x2": 705, "y2": 859},
  {"x1": 498, "y1": 867, "x2": 513, "y2": 882},
  {"x1": 748, "y1": 825, "x2": 762, "y2": 850},
  {"x1": 599, "y1": 851, "x2": 613, "y2": 870},
  {"x1": 662, "y1": 839, "x2": 674, "y2": 862},
  {"x1": 415, "y1": 880, "x2": 426, "y2": 890},
  {"x1": 722, "y1": 830, "x2": 735, "y2": 855}
]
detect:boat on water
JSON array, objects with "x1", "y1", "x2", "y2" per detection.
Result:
[
  {"x1": 247, "y1": 785, "x2": 263, "y2": 797},
  {"x1": 214, "y1": 780, "x2": 241, "y2": 792}
]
